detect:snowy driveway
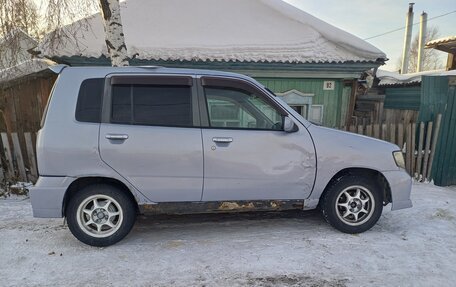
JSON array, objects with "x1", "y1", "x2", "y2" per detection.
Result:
[{"x1": 1, "y1": 183, "x2": 456, "y2": 287}]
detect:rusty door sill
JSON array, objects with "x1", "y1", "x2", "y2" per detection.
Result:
[{"x1": 139, "y1": 200, "x2": 304, "y2": 215}]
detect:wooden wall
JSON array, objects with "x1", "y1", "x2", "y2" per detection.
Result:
[
  {"x1": 256, "y1": 78, "x2": 352, "y2": 128},
  {"x1": 0, "y1": 74, "x2": 56, "y2": 134},
  {"x1": 0, "y1": 74, "x2": 56, "y2": 181}
]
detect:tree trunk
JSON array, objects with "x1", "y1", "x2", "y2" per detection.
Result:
[{"x1": 99, "y1": 0, "x2": 129, "y2": 66}]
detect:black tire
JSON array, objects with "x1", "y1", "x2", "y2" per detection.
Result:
[
  {"x1": 66, "y1": 184, "x2": 137, "y2": 247},
  {"x1": 320, "y1": 175, "x2": 383, "y2": 234}
]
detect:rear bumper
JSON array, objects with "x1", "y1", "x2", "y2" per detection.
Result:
[
  {"x1": 382, "y1": 169, "x2": 413, "y2": 211},
  {"x1": 30, "y1": 176, "x2": 74, "y2": 218}
]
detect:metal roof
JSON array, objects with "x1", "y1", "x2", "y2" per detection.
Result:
[{"x1": 425, "y1": 36, "x2": 456, "y2": 54}]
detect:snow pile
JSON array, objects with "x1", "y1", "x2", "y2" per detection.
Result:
[
  {"x1": 1, "y1": 182, "x2": 456, "y2": 286},
  {"x1": 0, "y1": 28, "x2": 38, "y2": 69},
  {"x1": 0, "y1": 59, "x2": 56, "y2": 84},
  {"x1": 376, "y1": 69, "x2": 454, "y2": 86},
  {"x1": 37, "y1": 0, "x2": 385, "y2": 64},
  {"x1": 426, "y1": 35, "x2": 456, "y2": 47}
]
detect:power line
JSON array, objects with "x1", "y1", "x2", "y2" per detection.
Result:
[{"x1": 363, "y1": 10, "x2": 456, "y2": 40}]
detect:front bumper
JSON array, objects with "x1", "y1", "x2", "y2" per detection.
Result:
[
  {"x1": 30, "y1": 176, "x2": 74, "y2": 218},
  {"x1": 382, "y1": 169, "x2": 413, "y2": 210}
]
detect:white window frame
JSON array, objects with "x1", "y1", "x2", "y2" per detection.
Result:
[
  {"x1": 310, "y1": 105, "x2": 324, "y2": 124},
  {"x1": 276, "y1": 89, "x2": 314, "y2": 120}
]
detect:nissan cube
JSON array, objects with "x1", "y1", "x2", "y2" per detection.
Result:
[{"x1": 30, "y1": 65, "x2": 412, "y2": 246}]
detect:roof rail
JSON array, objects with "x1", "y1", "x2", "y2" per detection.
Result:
[
  {"x1": 48, "y1": 64, "x2": 68, "y2": 74},
  {"x1": 137, "y1": 65, "x2": 162, "y2": 69}
]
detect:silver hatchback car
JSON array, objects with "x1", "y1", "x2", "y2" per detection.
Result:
[{"x1": 30, "y1": 65, "x2": 412, "y2": 246}]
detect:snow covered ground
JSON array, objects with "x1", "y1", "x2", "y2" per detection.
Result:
[{"x1": 1, "y1": 182, "x2": 455, "y2": 287}]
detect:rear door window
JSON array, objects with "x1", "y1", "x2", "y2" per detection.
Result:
[{"x1": 111, "y1": 84, "x2": 193, "y2": 127}]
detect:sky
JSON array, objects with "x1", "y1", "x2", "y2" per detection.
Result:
[{"x1": 285, "y1": 0, "x2": 456, "y2": 71}]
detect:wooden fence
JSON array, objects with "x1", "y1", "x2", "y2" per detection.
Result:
[
  {"x1": 0, "y1": 131, "x2": 38, "y2": 183},
  {"x1": 0, "y1": 114, "x2": 444, "y2": 184},
  {"x1": 340, "y1": 114, "x2": 442, "y2": 182}
]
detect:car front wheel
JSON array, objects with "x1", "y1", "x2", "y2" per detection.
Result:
[
  {"x1": 66, "y1": 184, "x2": 137, "y2": 247},
  {"x1": 321, "y1": 175, "x2": 383, "y2": 233}
]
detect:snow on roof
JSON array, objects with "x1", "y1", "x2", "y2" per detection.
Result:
[
  {"x1": 0, "y1": 28, "x2": 37, "y2": 47},
  {"x1": 38, "y1": 0, "x2": 386, "y2": 64},
  {"x1": 0, "y1": 58, "x2": 56, "y2": 84},
  {"x1": 376, "y1": 69, "x2": 455, "y2": 86},
  {"x1": 426, "y1": 36, "x2": 456, "y2": 47},
  {"x1": 425, "y1": 36, "x2": 456, "y2": 54},
  {"x1": 1, "y1": 28, "x2": 39, "y2": 70}
]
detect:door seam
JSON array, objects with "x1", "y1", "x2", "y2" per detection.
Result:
[{"x1": 199, "y1": 128, "x2": 205, "y2": 201}]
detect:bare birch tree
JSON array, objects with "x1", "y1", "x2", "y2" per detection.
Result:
[
  {"x1": 99, "y1": 0, "x2": 129, "y2": 66},
  {"x1": 407, "y1": 26, "x2": 443, "y2": 73},
  {"x1": 0, "y1": 0, "x2": 40, "y2": 68},
  {"x1": 0, "y1": 0, "x2": 128, "y2": 67},
  {"x1": 396, "y1": 26, "x2": 444, "y2": 73},
  {"x1": 0, "y1": 0, "x2": 40, "y2": 38}
]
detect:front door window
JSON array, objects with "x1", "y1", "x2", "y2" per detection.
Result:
[{"x1": 204, "y1": 87, "x2": 284, "y2": 130}]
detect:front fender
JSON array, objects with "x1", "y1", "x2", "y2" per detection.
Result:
[{"x1": 306, "y1": 125, "x2": 404, "y2": 206}]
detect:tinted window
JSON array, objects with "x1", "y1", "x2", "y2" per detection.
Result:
[
  {"x1": 75, "y1": 78, "x2": 104, "y2": 123},
  {"x1": 204, "y1": 87, "x2": 283, "y2": 130},
  {"x1": 111, "y1": 85, "x2": 132, "y2": 123},
  {"x1": 111, "y1": 84, "x2": 193, "y2": 127}
]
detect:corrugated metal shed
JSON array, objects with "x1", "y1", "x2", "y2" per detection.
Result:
[{"x1": 384, "y1": 87, "x2": 421, "y2": 110}]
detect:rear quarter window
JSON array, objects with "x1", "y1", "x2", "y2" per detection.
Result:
[
  {"x1": 75, "y1": 78, "x2": 104, "y2": 123},
  {"x1": 40, "y1": 76, "x2": 59, "y2": 128}
]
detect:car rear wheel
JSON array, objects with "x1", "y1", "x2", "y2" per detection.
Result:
[
  {"x1": 321, "y1": 175, "x2": 383, "y2": 233},
  {"x1": 66, "y1": 184, "x2": 136, "y2": 247}
]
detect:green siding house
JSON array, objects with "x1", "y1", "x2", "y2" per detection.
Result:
[{"x1": 37, "y1": 0, "x2": 386, "y2": 127}]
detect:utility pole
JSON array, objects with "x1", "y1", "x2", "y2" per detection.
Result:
[
  {"x1": 416, "y1": 12, "x2": 428, "y2": 72},
  {"x1": 400, "y1": 3, "x2": 414, "y2": 74}
]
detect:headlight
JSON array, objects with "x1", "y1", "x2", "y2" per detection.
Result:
[{"x1": 393, "y1": 151, "x2": 406, "y2": 169}]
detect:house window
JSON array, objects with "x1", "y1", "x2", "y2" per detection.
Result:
[
  {"x1": 275, "y1": 89, "x2": 313, "y2": 120},
  {"x1": 290, "y1": 105, "x2": 309, "y2": 119},
  {"x1": 309, "y1": 105, "x2": 324, "y2": 124}
]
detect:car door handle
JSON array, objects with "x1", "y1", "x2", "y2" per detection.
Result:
[
  {"x1": 212, "y1": 137, "x2": 233, "y2": 143},
  {"x1": 106, "y1": 134, "x2": 129, "y2": 140}
]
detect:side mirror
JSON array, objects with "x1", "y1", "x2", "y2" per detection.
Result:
[{"x1": 283, "y1": 116, "x2": 298, "y2": 133}]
